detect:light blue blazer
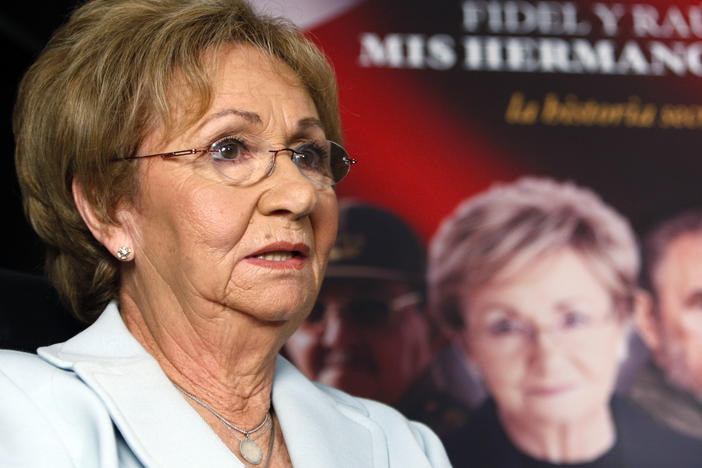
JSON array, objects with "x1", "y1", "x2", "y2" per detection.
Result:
[{"x1": 0, "y1": 302, "x2": 451, "y2": 467}]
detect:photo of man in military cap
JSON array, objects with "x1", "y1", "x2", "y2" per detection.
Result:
[{"x1": 285, "y1": 200, "x2": 474, "y2": 436}]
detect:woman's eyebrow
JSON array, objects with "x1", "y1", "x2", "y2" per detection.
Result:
[
  {"x1": 289, "y1": 117, "x2": 325, "y2": 141},
  {"x1": 202, "y1": 108, "x2": 262, "y2": 126},
  {"x1": 297, "y1": 117, "x2": 323, "y2": 130},
  {"x1": 480, "y1": 304, "x2": 516, "y2": 318}
]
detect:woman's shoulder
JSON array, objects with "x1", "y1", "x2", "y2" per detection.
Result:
[
  {"x1": 0, "y1": 348, "x2": 71, "y2": 389},
  {"x1": 0, "y1": 348, "x2": 97, "y2": 403},
  {"x1": 0, "y1": 349, "x2": 140, "y2": 467}
]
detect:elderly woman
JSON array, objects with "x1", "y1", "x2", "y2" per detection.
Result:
[
  {"x1": 0, "y1": 1, "x2": 450, "y2": 467},
  {"x1": 429, "y1": 177, "x2": 702, "y2": 467}
]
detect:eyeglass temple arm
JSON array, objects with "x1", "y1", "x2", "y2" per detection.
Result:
[
  {"x1": 119, "y1": 149, "x2": 212, "y2": 161},
  {"x1": 265, "y1": 148, "x2": 358, "y2": 166}
]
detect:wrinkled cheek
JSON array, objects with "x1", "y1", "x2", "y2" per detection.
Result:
[
  {"x1": 571, "y1": 353, "x2": 619, "y2": 398},
  {"x1": 576, "y1": 331, "x2": 625, "y2": 380},
  {"x1": 198, "y1": 216, "x2": 249, "y2": 255}
]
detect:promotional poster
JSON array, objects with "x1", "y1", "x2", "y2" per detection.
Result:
[{"x1": 1, "y1": 1, "x2": 702, "y2": 466}]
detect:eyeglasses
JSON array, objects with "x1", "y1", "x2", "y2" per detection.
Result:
[
  {"x1": 472, "y1": 311, "x2": 616, "y2": 355},
  {"x1": 118, "y1": 136, "x2": 356, "y2": 187},
  {"x1": 306, "y1": 292, "x2": 421, "y2": 328}
]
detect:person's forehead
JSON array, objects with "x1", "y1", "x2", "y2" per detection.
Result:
[
  {"x1": 154, "y1": 43, "x2": 315, "y2": 146},
  {"x1": 475, "y1": 249, "x2": 605, "y2": 296},
  {"x1": 208, "y1": 46, "x2": 312, "y2": 111},
  {"x1": 210, "y1": 44, "x2": 303, "y2": 88},
  {"x1": 465, "y1": 249, "x2": 613, "y2": 320}
]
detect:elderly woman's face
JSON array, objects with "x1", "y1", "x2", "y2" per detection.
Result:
[
  {"x1": 462, "y1": 248, "x2": 627, "y2": 425},
  {"x1": 122, "y1": 44, "x2": 338, "y2": 325}
]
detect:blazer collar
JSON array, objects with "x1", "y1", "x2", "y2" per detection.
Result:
[{"x1": 39, "y1": 302, "x2": 378, "y2": 468}]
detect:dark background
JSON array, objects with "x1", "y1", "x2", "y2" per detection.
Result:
[{"x1": 1, "y1": 2, "x2": 79, "y2": 274}]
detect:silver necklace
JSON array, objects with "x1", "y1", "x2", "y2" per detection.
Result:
[{"x1": 173, "y1": 383, "x2": 274, "y2": 465}]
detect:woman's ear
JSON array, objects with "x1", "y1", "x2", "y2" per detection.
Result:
[
  {"x1": 633, "y1": 288, "x2": 661, "y2": 353},
  {"x1": 72, "y1": 178, "x2": 135, "y2": 261}
]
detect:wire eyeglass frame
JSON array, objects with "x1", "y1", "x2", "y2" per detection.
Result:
[{"x1": 117, "y1": 139, "x2": 356, "y2": 187}]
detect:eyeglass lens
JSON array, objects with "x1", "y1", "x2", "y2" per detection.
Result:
[
  {"x1": 209, "y1": 138, "x2": 352, "y2": 186},
  {"x1": 480, "y1": 312, "x2": 612, "y2": 354}
]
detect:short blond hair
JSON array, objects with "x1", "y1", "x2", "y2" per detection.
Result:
[
  {"x1": 428, "y1": 177, "x2": 639, "y2": 329},
  {"x1": 15, "y1": 0, "x2": 341, "y2": 322}
]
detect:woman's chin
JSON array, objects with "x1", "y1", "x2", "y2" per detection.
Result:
[
  {"x1": 239, "y1": 305, "x2": 308, "y2": 325},
  {"x1": 218, "y1": 282, "x2": 317, "y2": 321},
  {"x1": 501, "y1": 387, "x2": 602, "y2": 425}
]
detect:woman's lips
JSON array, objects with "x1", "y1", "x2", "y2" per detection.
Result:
[
  {"x1": 245, "y1": 242, "x2": 310, "y2": 270},
  {"x1": 526, "y1": 383, "x2": 577, "y2": 396}
]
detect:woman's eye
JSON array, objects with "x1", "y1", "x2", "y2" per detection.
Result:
[
  {"x1": 488, "y1": 319, "x2": 523, "y2": 336},
  {"x1": 211, "y1": 137, "x2": 246, "y2": 161},
  {"x1": 562, "y1": 311, "x2": 590, "y2": 328},
  {"x1": 294, "y1": 142, "x2": 329, "y2": 170}
]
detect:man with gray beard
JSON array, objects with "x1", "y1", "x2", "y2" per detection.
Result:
[{"x1": 631, "y1": 210, "x2": 702, "y2": 439}]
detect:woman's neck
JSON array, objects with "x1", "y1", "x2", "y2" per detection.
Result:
[
  {"x1": 118, "y1": 288, "x2": 286, "y2": 430},
  {"x1": 498, "y1": 404, "x2": 616, "y2": 464}
]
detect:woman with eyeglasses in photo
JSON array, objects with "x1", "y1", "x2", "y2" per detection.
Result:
[
  {"x1": 429, "y1": 177, "x2": 702, "y2": 467},
  {"x1": 0, "y1": 1, "x2": 450, "y2": 467}
]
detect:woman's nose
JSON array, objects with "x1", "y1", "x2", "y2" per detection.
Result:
[
  {"x1": 528, "y1": 330, "x2": 564, "y2": 372},
  {"x1": 258, "y1": 155, "x2": 319, "y2": 219}
]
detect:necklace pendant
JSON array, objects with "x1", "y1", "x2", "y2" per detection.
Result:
[{"x1": 240, "y1": 437, "x2": 263, "y2": 465}]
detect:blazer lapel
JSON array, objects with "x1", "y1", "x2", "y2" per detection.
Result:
[
  {"x1": 273, "y1": 358, "x2": 384, "y2": 468},
  {"x1": 39, "y1": 303, "x2": 242, "y2": 468}
]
